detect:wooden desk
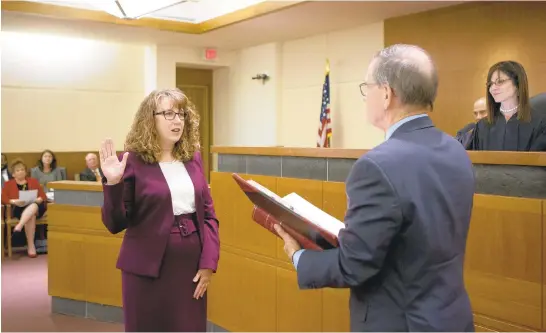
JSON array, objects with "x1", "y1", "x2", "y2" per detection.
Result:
[
  {"x1": 46, "y1": 181, "x2": 124, "y2": 323},
  {"x1": 45, "y1": 148, "x2": 546, "y2": 332}
]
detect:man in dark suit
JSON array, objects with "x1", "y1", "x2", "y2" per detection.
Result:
[
  {"x1": 79, "y1": 153, "x2": 104, "y2": 181},
  {"x1": 455, "y1": 97, "x2": 487, "y2": 148},
  {"x1": 275, "y1": 44, "x2": 475, "y2": 332}
]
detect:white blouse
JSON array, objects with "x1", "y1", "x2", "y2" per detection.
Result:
[{"x1": 159, "y1": 161, "x2": 196, "y2": 215}]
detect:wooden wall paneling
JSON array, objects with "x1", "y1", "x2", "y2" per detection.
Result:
[
  {"x1": 47, "y1": 205, "x2": 123, "y2": 306},
  {"x1": 210, "y1": 172, "x2": 238, "y2": 247},
  {"x1": 209, "y1": 249, "x2": 278, "y2": 332},
  {"x1": 465, "y1": 195, "x2": 543, "y2": 331},
  {"x1": 48, "y1": 205, "x2": 111, "y2": 232},
  {"x1": 474, "y1": 323, "x2": 498, "y2": 332},
  {"x1": 231, "y1": 253, "x2": 277, "y2": 331},
  {"x1": 208, "y1": 172, "x2": 245, "y2": 330},
  {"x1": 276, "y1": 266, "x2": 323, "y2": 332},
  {"x1": 321, "y1": 181, "x2": 351, "y2": 332},
  {"x1": 84, "y1": 235, "x2": 123, "y2": 307},
  {"x1": 275, "y1": 177, "x2": 324, "y2": 331},
  {"x1": 322, "y1": 288, "x2": 350, "y2": 332},
  {"x1": 47, "y1": 231, "x2": 86, "y2": 301},
  {"x1": 207, "y1": 250, "x2": 243, "y2": 330},
  {"x1": 384, "y1": 2, "x2": 546, "y2": 136},
  {"x1": 235, "y1": 174, "x2": 278, "y2": 258},
  {"x1": 322, "y1": 181, "x2": 347, "y2": 220},
  {"x1": 473, "y1": 314, "x2": 535, "y2": 333},
  {"x1": 208, "y1": 172, "x2": 279, "y2": 331}
]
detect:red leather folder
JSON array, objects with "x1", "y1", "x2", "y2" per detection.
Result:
[
  {"x1": 251, "y1": 205, "x2": 323, "y2": 250},
  {"x1": 232, "y1": 173, "x2": 339, "y2": 249}
]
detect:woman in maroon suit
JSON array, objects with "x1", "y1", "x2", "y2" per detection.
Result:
[{"x1": 99, "y1": 88, "x2": 220, "y2": 332}]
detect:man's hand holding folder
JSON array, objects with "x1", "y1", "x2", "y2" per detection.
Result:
[
  {"x1": 273, "y1": 223, "x2": 302, "y2": 262},
  {"x1": 232, "y1": 173, "x2": 345, "y2": 251}
]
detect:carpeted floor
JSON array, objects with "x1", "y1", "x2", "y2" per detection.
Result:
[{"x1": 1, "y1": 253, "x2": 124, "y2": 332}]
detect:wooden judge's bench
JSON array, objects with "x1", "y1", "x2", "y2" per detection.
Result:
[{"x1": 45, "y1": 147, "x2": 546, "y2": 332}]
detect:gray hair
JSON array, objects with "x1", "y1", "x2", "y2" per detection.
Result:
[{"x1": 371, "y1": 44, "x2": 438, "y2": 109}]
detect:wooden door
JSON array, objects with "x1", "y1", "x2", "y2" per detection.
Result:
[{"x1": 178, "y1": 85, "x2": 211, "y2": 182}]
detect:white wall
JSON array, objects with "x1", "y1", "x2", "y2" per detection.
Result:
[
  {"x1": 0, "y1": 32, "x2": 234, "y2": 152},
  {"x1": 1, "y1": 20, "x2": 387, "y2": 152},
  {"x1": 279, "y1": 22, "x2": 385, "y2": 148},
  {"x1": 1, "y1": 31, "x2": 145, "y2": 152},
  {"x1": 212, "y1": 43, "x2": 281, "y2": 146},
  {"x1": 213, "y1": 22, "x2": 386, "y2": 148}
]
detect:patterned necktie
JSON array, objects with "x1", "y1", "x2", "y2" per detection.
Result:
[{"x1": 94, "y1": 169, "x2": 101, "y2": 182}]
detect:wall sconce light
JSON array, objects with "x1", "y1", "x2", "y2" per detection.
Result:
[{"x1": 252, "y1": 73, "x2": 270, "y2": 84}]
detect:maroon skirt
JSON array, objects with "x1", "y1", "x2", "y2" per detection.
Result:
[{"x1": 121, "y1": 213, "x2": 206, "y2": 332}]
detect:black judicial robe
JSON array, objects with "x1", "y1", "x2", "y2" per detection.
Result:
[{"x1": 469, "y1": 108, "x2": 546, "y2": 151}]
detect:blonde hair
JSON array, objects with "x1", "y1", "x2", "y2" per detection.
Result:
[
  {"x1": 10, "y1": 158, "x2": 27, "y2": 175},
  {"x1": 124, "y1": 88, "x2": 201, "y2": 163}
]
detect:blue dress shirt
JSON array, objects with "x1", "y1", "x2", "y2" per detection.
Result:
[{"x1": 385, "y1": 114, "x2": 428, "y2": 140}]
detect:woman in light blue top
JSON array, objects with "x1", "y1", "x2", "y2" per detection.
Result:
[{"x1": 30, "y1": 150, "x2": 66, "y2": 193}]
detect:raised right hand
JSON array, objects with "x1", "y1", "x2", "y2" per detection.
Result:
[{"x1": 99, "y1": 138, "x2": 129, "y2": 185}]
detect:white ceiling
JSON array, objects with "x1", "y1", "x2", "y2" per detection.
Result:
[
  {"x1": 21, "y1": 0, "x2": 268, "y2": 22},
  {"x1": 1, "y1": 1, "x2": 463, "y2": 50}
]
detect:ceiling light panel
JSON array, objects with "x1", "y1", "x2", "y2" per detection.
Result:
[{"x1": 20, "y1": 0, "x2": 268, "y2": 23}]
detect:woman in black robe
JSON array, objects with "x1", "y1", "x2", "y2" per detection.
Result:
[{"x1": 469, "y1": 61, "x2": 546, "y2": 151}]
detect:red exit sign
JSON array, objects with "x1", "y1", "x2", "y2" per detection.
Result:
[{"x1": 204, "y1": 48, "x2": 217, "y2": 61}]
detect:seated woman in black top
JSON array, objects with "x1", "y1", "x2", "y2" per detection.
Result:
[{"x1": 469, "y1": 61, "x2": 546, "y2": 151}]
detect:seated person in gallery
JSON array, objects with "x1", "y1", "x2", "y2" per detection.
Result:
[
  {"x1": 455, "y1": 97, "x2": 486, "y2": 148},
  {"x1": 79, "y1": 153, "x2": 104, "y2": 181},
  {"x1": 1, "y1": 159, "x2": 47, "y2": 258},
  {"x1": 468, "y1": 61, "x2": 546, "y2": 151},
  {"x1": 1, "y1": 153, "x2": 12, "y2": 189},
  {"x1": 30, "y1": 149, "x2": 66, "y2": 192}
]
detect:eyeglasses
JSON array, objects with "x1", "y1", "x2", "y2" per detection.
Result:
[
  {"x1": 487, "y1": 78, "x2": 511, "y2": 88},
  {"x1": 154, "y1": 110, "x2": 185, "y2": 121},
  {"x1": 359, "y1": 82, "x2": 380, "y2": 98}
]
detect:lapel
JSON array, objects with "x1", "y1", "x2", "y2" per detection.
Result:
[
  {"x1": 144, "y1": 160, "x2": 176, "y2": 234},
  {"x1": 184, "y1": 156, "x2": 206, "y2": 246},
  {"x1": 184, "y1": 157, "x2": 203, "y2": 219}
]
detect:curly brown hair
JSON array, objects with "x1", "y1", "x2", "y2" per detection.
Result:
[{"x1": 124, "y1": 88, "x2": 201, "y2": 163}]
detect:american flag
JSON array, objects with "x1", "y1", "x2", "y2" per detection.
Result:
[{"x1": 317, "y1": 59, "x2": 332, "y2": 148}]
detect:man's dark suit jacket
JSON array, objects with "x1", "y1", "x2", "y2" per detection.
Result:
[
  {"x1": 455, "y1": 122, "x2": 476, "y2": 149},
  {"x1": 101, "y1": 151, "x2": 220, "y2": 278},
  {"x1": 530, "y1": 93, "x2": 546, "y2": 116},
  {"x1": 80, "y1": 167, "x2": 104, "y2": 181},
  {"x1": 297, "y1": 116, "x2": 475, "y2": 332}
]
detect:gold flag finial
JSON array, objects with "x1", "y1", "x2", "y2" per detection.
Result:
[{"x1": 325, "y1": 58, "x2": 330, "y2": 74}]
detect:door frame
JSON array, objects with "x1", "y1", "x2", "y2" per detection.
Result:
[{"x1": 178, "y1": 84, "x2": 212, "y2": 182}]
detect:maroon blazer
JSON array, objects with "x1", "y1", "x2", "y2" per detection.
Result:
[{"x1": 101, "y1": 151, "x2": 220, "y2": 278}]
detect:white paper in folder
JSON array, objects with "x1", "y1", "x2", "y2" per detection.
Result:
[{"x1": 18, "y1": 190, "x2": 38, "y2": 205}]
